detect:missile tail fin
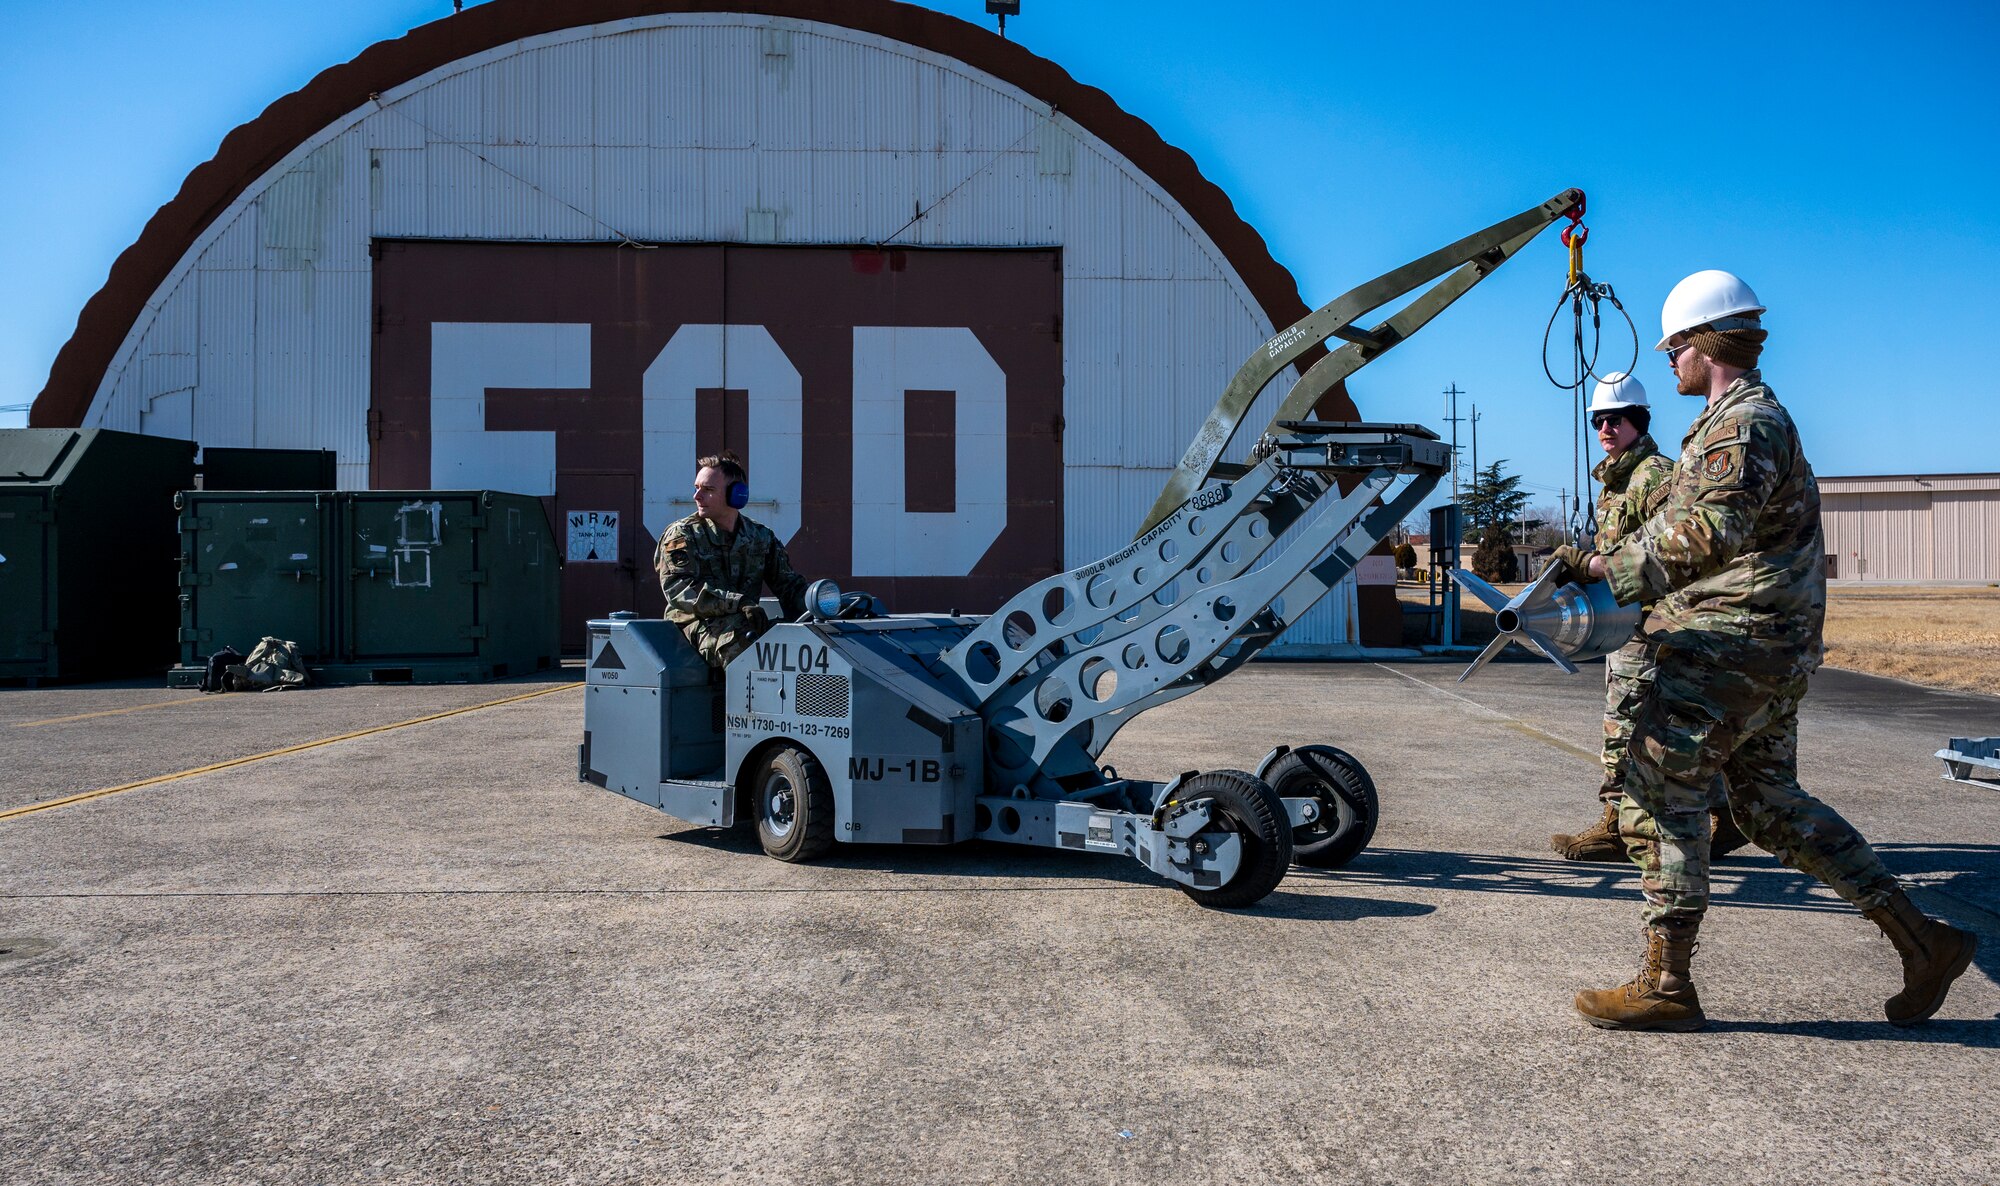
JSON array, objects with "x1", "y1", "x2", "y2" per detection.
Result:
[
  {"x1": 1523, "y1": 629, "x2": 1580, "y2": 674},
  {"x1": 1456, "y1": 632, "x2": 1515, "y2": 683},
  {"x1": 1448, "y1": 569, "x2": 1510, "y2": 612}
]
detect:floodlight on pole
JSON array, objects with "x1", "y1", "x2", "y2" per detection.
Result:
[{"x1": 986, "y1": 1, "x2": 1021, "y2": 37}]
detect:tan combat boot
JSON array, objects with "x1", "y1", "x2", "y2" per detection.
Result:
[
  {"x1": 1709, "y1": 809, "x2": 1751, "y2": 860},
  {"x1": 1551, "y1": 801, "x2": 1623, "y2": 862},
  {"x1": 1574, "y1": 921, "x2": 1706, "y2": 1031},
  {"x1": 1862, "y1": 890, "x2": 1979, "y2": 1026}
]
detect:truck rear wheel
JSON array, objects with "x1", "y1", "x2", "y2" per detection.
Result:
[
  {"x1": 1176, "y1": 769, "x2": 1293, "y2": 909},
  {"x1": 752, "y1": 745, "x2": 835, "y2": 863},
  {"x1": 1269, "y1": 745, "x2": 1378, "y2": 869}
]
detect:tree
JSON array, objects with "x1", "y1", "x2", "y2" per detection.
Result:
[
  {"x1": 1460, "y1": 461, "x2": 1532, "y2": 546},
  {"x1": 1523, "y1": 503, "x2": 1567, "y2": 548},
  {"x1": 1463, "y1": 461, "x2": 1532, "y2": 582},
  {"x1": 1471, "y1": 529, "x2": 1517, "y2": 582}
]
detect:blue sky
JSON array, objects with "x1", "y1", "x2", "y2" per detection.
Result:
[{"x1": 3, "y1": 0, "x2": 1995, "y2": 525}]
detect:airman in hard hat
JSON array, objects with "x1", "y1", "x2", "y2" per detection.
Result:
[
  {"x1": 1550, "y1": 374, "x2": 1700, "y2": 857},
  {"x1": 1551, "y1": 373, "x2": 1751, "y2": 864},
  {"x1": 1561, "y1": 271, "x2": 1977, "y2": 1031}
]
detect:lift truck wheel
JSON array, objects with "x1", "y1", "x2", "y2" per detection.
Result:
[
  {"x1": 752, "y1": 744, "x2": 835, "y2": 863},
  {"x1": 1177, "y1": 770, "x2": 1294, "y2": 909},
  {"x1": 1268, "y1": 746, "x2": 1378, "y2": 869}
]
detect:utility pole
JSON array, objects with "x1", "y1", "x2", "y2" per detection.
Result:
[
  {"x1": 1439, "y1": 383, "x2": 1466, "y2": 650},
  {"x1": 1442, "y1": 383, "x2": 1465, "y2": 508},
  {"x1": 1470, "y1": 403, "x2": 1482, "y2": 490},
  {"x1": 1440, "y1": 384, "x2": 1472, "y2": 648}
]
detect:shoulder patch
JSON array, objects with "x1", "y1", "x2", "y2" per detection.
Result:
[{"x1": 1701, "y1": 445, "x2": 1744, "y2": 485}]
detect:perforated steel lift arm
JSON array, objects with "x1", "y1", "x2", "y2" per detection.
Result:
[
  {"x1": 935, "y1": 453, "x2": 1349, "y2": 711},
  {"x1": 985, "y1": 425, "x2": 1450, "y2": 781},
  {"x1": 934, "y1": 449, "x2": 1308, "y2": 706},
  {"x1": 1081, "y1": 427, "x2": 1446, "y2": 759},
  {"x1": 1137, "y1": 188, "x2": 1586, "y2": 536}
]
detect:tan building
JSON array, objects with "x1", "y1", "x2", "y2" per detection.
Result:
[{"x1": 1818, "y1": 473, "x2": 2000, "y2": 581}]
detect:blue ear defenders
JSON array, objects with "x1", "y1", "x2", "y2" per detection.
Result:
[{"x1": 726, "y1": 480, "x2": 750, "y2": 510}]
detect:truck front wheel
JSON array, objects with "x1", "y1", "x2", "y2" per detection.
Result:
[{"x1": 752, "y1": 744, "x2": 835, "y2": 863}]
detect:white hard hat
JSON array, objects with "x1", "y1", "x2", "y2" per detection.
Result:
[
  {"x1": 1588, "y1": 372, "x2": 1648, "y2": 414},
  {"x1": 1656, "y1": 270, "x2": 1765, "y2": 350}
]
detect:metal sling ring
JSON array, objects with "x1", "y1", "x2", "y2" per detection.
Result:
[{"x1": 1542, "y1": 275, "x2": 1638, "y2": 392}]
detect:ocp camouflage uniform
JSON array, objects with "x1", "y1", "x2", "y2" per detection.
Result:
[
  {"x1": 1592, "y1": 436, "x2": 1674, "y2": 805},
  {"x1": 1604, "y1": 371, "x2": 1899, "y2": 927},
  {"x1": 656, "y1": 513, "x2": 810, "y2": 668}
]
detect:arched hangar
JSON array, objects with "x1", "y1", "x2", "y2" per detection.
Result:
[{"x1": 34, "y1": 0, "x2": 1376, "y2": 650}]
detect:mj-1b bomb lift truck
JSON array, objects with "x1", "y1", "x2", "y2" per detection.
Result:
[{"x1": 580, "y1": 189, "x2": 1589, "y2": 908}]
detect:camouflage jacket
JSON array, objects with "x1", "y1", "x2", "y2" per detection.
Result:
[
  {"x1": 655, "y1": 513, "x2": 810, "y2": 625},
  {"x1": 1604, "y1": 371, "x2": 1827, "y2": 677},
  {"x1": 1592, "y1": 434, "x2": 1674, "y2": 551}
]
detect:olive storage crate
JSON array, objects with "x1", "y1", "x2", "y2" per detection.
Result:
[
  {"x1": 169, "y1": 491, "x2": 339, "y2": 680},
  {"x1": 0, "y1": 428, "x2": 196, "y2": 683},
  {"x1": 170, "y1": 489, "x2": 560, "y2": 686}
]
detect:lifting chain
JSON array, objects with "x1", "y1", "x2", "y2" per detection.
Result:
[{"x1": 1540, "y1": 197, "x2": 1637, "y2": 544}]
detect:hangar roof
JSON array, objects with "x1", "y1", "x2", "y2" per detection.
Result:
[
  {"x1": 32, "y1": 0, "x2": 1316, "y2": 427},
  {"x1": 1819, "y1": 473, "x2": 2000, "y2": 494}
]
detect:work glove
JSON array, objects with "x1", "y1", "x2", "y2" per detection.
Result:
[
  {"x1": 1551, "y1": 544, "x2": 1602, "y2": 584},
  {"x1": 739, "y1": 603, "x2": 772, "y2": 637}
]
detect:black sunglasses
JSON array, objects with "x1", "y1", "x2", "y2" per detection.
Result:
[{"x1": 1592, "y1": 413, "x2": 1627, "y2": 430}]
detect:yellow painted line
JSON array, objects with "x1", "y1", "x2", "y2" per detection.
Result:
[
  {"x1": 0, "y1": 682, "x2": 581, "y2": 821},
  {"x1": 14, "y1": 697, "x2": 212, "y2": 728}
]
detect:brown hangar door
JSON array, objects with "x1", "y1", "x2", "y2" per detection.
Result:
[{"x1": 370, "y1": 243, "x2": 1064, "y2": 652}]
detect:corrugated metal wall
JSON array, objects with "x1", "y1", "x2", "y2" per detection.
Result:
[
  {"x1": 1932, "y1": 492, "x2": 2000, "y2": 581},
  {"x1": 79, "y1": 12, "x2": 1355, "y2": 643},
  {"x1": 1818, "y1": 474, "x2": 2000, "y2": 581}
]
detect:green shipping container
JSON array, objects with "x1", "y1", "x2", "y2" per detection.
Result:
[
  {"x1": 173, "y1": 492, "x2": 338, "y2": 668},
  {"x1": 0, "y1": 429, "x2": 196, "y2": 683},
  {"x1": 173, "y1": 490, "x2": 560, "y2": 685}
]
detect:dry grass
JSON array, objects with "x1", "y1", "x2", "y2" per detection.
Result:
[
  {"x1": 1398, "y1": 580, "x2": 2000, "y2": 697},
  {"x1": 1824, "y1": 585, "x2": 2000, "y2": 696}
]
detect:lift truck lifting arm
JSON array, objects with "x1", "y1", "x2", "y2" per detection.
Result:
[
  {"x1": 579, "y1": 190, "x2": 1586, "y2": 908},
  {"x1": 1140, "y1": 188, "x2": 1588, "y2": 534}
]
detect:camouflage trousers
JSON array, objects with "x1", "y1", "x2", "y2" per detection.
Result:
[
  {"x1": 672, "y1": 611, "x2": 761, "y2": 669},
  {"x1": 1598, "y1": 637, "x2": 1656, "y2": 802},
  {"x1": 1617, "y1": 654, "x2": 1900, "y2": 927}
]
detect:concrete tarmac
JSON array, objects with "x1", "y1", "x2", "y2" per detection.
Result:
[{"x1": 2, "y1": 661, "x2": 1996, "y2": 1184}]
